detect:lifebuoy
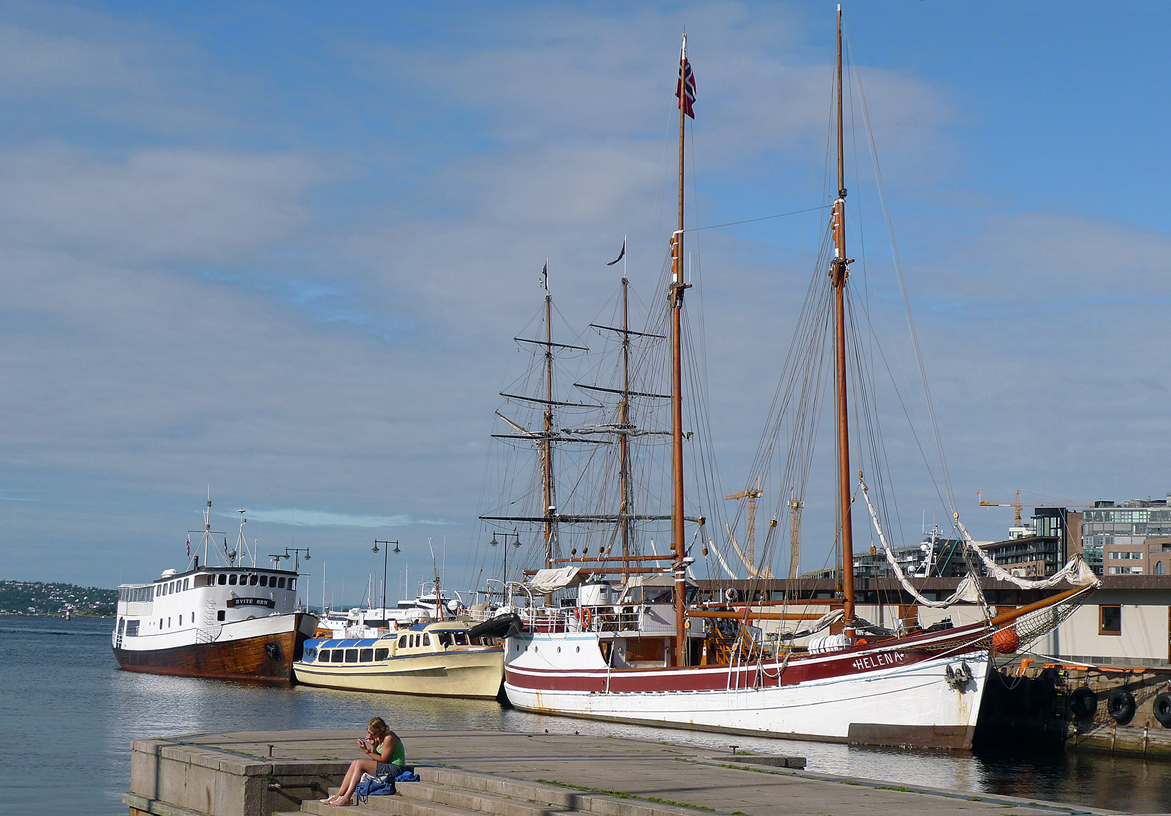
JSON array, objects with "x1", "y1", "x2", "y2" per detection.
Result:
[
  {"x1": 1107, "y1": 688, "x2": 1136, "y2": 725},
  {"x1": 1069, "y1": 686, "x2": 1097, "y2": 721},
  {"x1": 1153, "y1": 692, "x2": 1171, "y2": 728},
  {"x1": 575, "y1": 607, "x2": 593, "y2": 628}
]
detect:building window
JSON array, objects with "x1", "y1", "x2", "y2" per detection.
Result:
[
  {"x1": 1157, "y1": 561, "x2": 1166, "y2": 576},
  {"x1": 1100, "y1": 605, "x2": 1122, "y2": 636}
]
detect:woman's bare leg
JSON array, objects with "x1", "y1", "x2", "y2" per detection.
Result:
[{"x1": 329, "y1": 759, "x2": 378, "y2": 806}]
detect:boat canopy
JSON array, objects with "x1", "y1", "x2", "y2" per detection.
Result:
[{"x1": 525, "y1": 566, "x2": 585, "y2": 594}]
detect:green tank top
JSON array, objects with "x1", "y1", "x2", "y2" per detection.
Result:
[{"x1": 380, "y1": 735, "x2": 405, "y2": 766}]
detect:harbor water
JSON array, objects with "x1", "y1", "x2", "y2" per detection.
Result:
[{"x1": 5, "y1": 616, "x2": 1171, "y2": 816}]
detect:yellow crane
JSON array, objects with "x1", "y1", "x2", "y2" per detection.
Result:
[
  {"x1": 788, "y1": 495, "x2": 803, "y2": 583},
  {"x1": 978, "y1": 488, "x2": 1024, "y2": 527},
  {"x1": 726, "y1": 480, "x2": 763, "y2": 568},
  {"x1": 978, "y1": 489, "x2": 1096, "y2": 529}
]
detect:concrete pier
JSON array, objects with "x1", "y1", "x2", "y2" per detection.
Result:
[{"x1": 125, "y1": 729, "x2": 1134, "y2": 816}]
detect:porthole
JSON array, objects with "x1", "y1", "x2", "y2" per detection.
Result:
[{"x1": 557, "y1": 646, "x2": 561, "y2": 653}]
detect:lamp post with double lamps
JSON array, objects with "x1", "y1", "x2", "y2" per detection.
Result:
[
  {"x1": 268, "y1": 547, "x2": 311, "y2": 609},
  {"x1": 372, "y1": 540, "x2": 400, "y2": 613},
  {"x1": 490, "y1": 530, "x2": 522, "y2": 587}
]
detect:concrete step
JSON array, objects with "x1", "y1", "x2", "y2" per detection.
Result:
[
  {"x1": 398, "y1": 777, "x2": 577, "y2": 816},
  {"x1": 299, "y1": 789, "x2": 479, "y2": 816},
  {"x1": 412, "y1": 767, "x2": 711, "y2": 816},
  {"x1": 295, "y1": 767, "x2": 710, "y2": 816}
]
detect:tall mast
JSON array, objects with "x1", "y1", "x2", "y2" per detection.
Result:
[
  {"x1": 831, "y1": 5, "x2": 855, "y2": 626},
  {"x1": 620, "y1": 273, "x2": 631, "y2": 580},
  {"x1": 544, "y1": 287, "x2": 555, "y2": 571},
  {"x1": 671, "y1": 33, "x2": 690, "y2": 665}
]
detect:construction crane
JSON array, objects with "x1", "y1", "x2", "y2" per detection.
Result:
[
  {"x1": 978, "y1": 488, "x2": 1023, "y2": 527},
  {"x1": 788, "y1": 495, "x2": 803, "y2": 583},
  {"x1": 725, "y1": 480, "x2": 763, "y2": 568},
  {"x1": 978, "y1": 489, "x2": 1097, "y2": 528}
]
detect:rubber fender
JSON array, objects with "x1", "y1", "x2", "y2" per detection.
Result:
[
  {"x1": 1153, "y1": 692, "x2": 1171, "y2": 728},
  {"x1": 1069, "y1": 686, "x2": 1098, "y2": 721},
  {"x1": 1106, "y1": 688, "x2": 1136, "y2": 726}
]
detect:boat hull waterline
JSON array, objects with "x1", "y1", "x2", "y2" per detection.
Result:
[{"x1": 504, "y1": 630, "x2": 991, "y2": 749}]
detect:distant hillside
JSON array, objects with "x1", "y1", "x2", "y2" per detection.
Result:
[{"x1": 0, "y1": 580, "x2": 116, "y2": 616}]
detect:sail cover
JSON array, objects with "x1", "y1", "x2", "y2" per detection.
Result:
[{"x1": 525, "y1": 567, "x2": 585, "y2": 594}]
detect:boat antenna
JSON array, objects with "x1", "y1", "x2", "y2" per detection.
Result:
[
  {"x1": 190, "y1": 490, "x2": 227, "y2": 569},
  {"x1": 831, "y1": 4, "x2": 856, "y2": 629},
  {"x1": 427, "y1": 537, "x2": 442, "y2": 619}
]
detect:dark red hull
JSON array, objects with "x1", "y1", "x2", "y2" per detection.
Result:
[{"x1": 113, "y1": 613, "x2": 312, "y2": 683}]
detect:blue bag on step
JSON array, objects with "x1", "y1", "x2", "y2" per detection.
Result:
[{"x1": 354, "y1": 771, "x2": 395, "y2": 803}]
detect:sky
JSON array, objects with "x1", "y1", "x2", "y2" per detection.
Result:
[{"x1": 2, "y1": 0, "x2": 1169, "y2": 605}]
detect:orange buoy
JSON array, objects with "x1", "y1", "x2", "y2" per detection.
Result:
[{"x1": 992, "y1": 627, "x2": 1020, "y2": 654}]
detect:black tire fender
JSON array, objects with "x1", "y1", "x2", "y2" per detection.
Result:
[
  {"x1": 1153, "y1": 692, "x2": 1171, "y2": 728},
  {"x1": 1106, "y1": 688, "x2": 1136, "y2": 725},
  {"x1": 1069, "y1": 686, "x2": 1098, "y2": 721}
]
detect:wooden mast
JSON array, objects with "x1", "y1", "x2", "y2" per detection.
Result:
[
  {"x1": 671, "y1": 33, "x2": 690, "y2": 665},
  {"x1": 620, "y1": 274, "x2": 631, "y2": 581},
  {"x1": 544, "y1": 285, "x2": 555, "y2": 572},
  {"x1": 831, "y1": 5, "x2": 855, "y2": 627}
]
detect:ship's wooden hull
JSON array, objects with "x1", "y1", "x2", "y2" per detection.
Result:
[{"x1": 113, "y1": 612, "x2": 315, "y2": 682}]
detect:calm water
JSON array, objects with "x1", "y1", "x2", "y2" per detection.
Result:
[{"x1": 4, "y1": 616, "x2": 1171, "y2": 816}]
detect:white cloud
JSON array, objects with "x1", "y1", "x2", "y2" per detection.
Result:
[
  {"x1": 244, "y1": 509, "x2": 450, "y2": 528},
  {"x1": 0, "y1": 145, "x2": 319, "y2": 262}
]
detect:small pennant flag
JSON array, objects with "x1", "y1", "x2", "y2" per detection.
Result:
[
  {"x1": 676, "y1": 57, "x2": 696, "y2": 119},
  {"x1": 224, "y1": 537, "x2": 229, "y2": 553},
  {"x1": 186, "y1": 535, "x2": 190, "y2": 557},
  {"x1": 606, "y1": 239, "x2": 626, "y2": 266},
  {"x1": 539, "y1": 262, "x2": 548, "y2": 291}
]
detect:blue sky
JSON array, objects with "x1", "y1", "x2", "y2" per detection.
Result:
[{"x1": 2, "y1": 1, "x2": 1169, "y2": 604}]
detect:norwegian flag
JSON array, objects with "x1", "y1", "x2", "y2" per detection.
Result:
[
  {"x1": 224, "y1": 537, "x2": 228, "y2": 553},
  {"x1": 186, "y1": 535, "x2": 190, "y2": 557},
  {"x1": 676, "y1": 56, "x2": 696, "y2": 119}
]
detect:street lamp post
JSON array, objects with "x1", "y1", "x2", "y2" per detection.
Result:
[
  {"x1": 372, "y1": 540, "x2": 400, "y2": 613},
  {"x1": 490, "y1": 530, "x2": 521, "y2": 587}
]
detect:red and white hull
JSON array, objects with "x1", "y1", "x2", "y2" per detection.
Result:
[{"x1": 504, "y1": 627, "x2": 992, "y2": 749}]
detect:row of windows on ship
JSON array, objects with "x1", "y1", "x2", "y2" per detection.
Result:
[
  {"x1": 117, "y1": 606, "x2": 242, "y2": 635},
  {"x1": 304, "y1": 631, "x2": 478, "y2": 662},
  {"x1": 119, "y1": 573, "x2": 296, "y2": 602}
]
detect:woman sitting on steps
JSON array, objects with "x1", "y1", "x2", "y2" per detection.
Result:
[{"x1": 323, "y1": 717, "x2": 405, "y2": 806}]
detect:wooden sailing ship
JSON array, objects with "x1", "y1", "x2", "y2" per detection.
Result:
[{"x1": 482, "y1": 12, "x2": 1097, "y2": 750}]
